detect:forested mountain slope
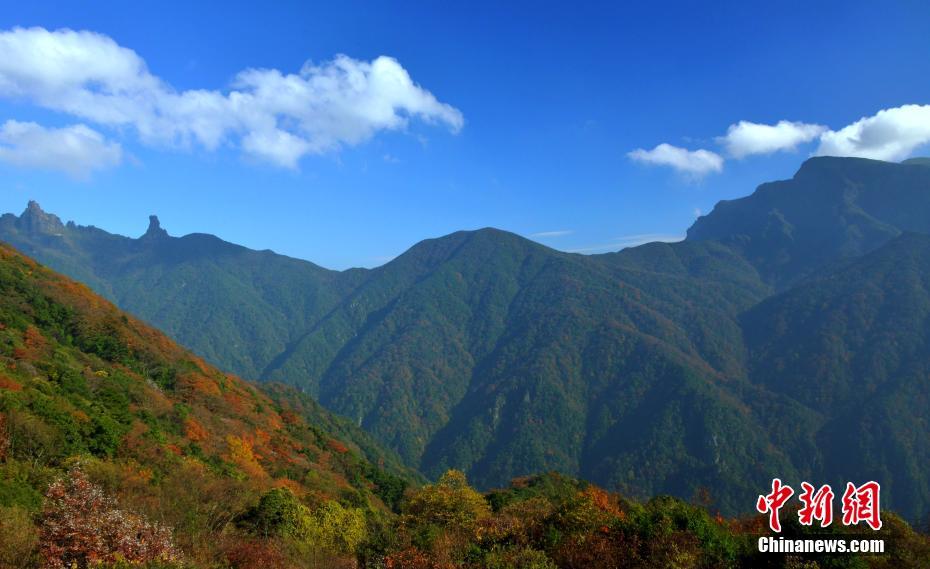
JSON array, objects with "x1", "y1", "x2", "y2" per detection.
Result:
[
  {"x1": 5, "y1": 157, "x2": 930, "y2": 521},
  {"x1": 0, "y1": 242, "x2": 411, "y2": 565}
]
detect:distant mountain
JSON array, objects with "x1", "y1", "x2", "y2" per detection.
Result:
[
  {"x1": 688, "y1": 156, "x2": 930, "y2": 288},
  {"x1": 902, "y1": 157, "x2": 930, "y2": 167},
  {"x1": 0, "y1": 204, "x2": 358, "y2": 379},
  {"x1": 5, "y1": 156, "x2": 930, "y2": 521}
]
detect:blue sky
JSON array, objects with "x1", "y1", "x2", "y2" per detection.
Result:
[{"x1": 1, "y1": 1, "x2": 930, "y2": 269}]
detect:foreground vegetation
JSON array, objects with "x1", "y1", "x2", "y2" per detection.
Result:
[{"x1": 3, "y1": 464, "x2": 930, "y2": 568}]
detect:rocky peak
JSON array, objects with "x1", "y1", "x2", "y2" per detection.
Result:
[
  {"x1": 141, "y1": 215, "x2": 168, "y2": 240},
  {"x1": 18, "y1": 201, "x2": 65, "y2": 235}
]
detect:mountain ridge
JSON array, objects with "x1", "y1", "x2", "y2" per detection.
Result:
[{"x1": 5, "y1": 156, "x2": 930, "y2": 520}]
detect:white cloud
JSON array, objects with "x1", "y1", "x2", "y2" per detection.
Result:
[
  {"x1": 816, "y1": 104, "x2": 930, "y2": 161},
  {"x1": 0, "y1": 26, "x2": 463, "y2": 169},
  {"x1": 0, "y1": 120, "x2": 122, "y2": 178},
  {"x1": 627, "y1": 143, "x2": 723, "y2": 177},
  {"x1": 719, "y1": 120, "x2": 826, "y2": 158},
  {"x1": 530, "y1": 230, "x2": 573, "y2": 238}
]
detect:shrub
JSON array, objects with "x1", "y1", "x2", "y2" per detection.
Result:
[
  {"x1": 0, "y1": 505, "x2": 39, "y2": 569},
  {"x1": 242, "y1": 488, "x2": 368, "y2": 556},
  {"x1": 38, "y1": 467, "x2": 181, "y2": 569},
  {"x1": 402, "y1": 470, "x2": 490, "y2": 536},
  {"x1": 224, "y1": 539, "x2": 294, "y2": 569},
  {"x1": 483, "y1": 546, "x2": 557, "y2": 569}
]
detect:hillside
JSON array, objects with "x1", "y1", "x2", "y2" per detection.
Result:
[
  {"x1": 5, "y1": 157, "x2": 930, "y2": 522},
  {"x1": 0, "y1": 203, "x2": 778, "y2": 510},
  {"x1": 0, "y1": 242, "x2": 411, "y2": 567},
  {"x1": 0, "y1": 205, "x2": 358, "y2": 379},
  {"x1": 741, "y1": 232, "x2": 930, "y2": 521},
  {"x1": 4, "y1": 242, "x2": 926, "y2": 567}
]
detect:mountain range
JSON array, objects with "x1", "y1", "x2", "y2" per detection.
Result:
[{"x1": 3, "y1": 156, "x2": 930, "y2": 520}]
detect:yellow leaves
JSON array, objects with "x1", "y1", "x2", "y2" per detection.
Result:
[
  {"x1": 308, "y1": 501, "x2": 367, "y2": 555},
  {"x1": 0, "y1": 505, "x2": 39, "y2": 567},
  {"x1": 225, "y1": 435, "x2": 267, "y2": 480},
  {"x1": 403, "y1": 469, "x2": 491, "y2": 536}
]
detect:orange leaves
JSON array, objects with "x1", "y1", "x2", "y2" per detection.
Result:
[
  {"x1": 263, "y1": 409, "x2": 284, "y2": 431},
  {"x1": 0, "y1": 374, "x2": 22, "y2": 391},
  {"x1": 581, "y1": 486, "x2": 624, "y2": 518},
  {"x1": 24, "y1": 325, "x2": 47, "y2": 349},
  {"x1": 180, "y1": 372, "x2": 221, "y2": 396},
  {"x1": 222, "y1": 388, "x2": 250, "y2": 415},
  {"x1": 71, "y1": 410, "x2": 90, "y2": 424},
  {"x1": 327, "y1": 439, "x2": 349, "y2": 454},
  {"x1": 12, "y1": 325, "x2": 48, "y2": 361},
  {"x1": 184, "y1": 417, "x2": 209, "y2": 443},
  {"x1": 271, "y1": 478, "x2": 306, "y2": 498},
  {"x1": 279, "y1": 410, "x2": 300, "y2": 425}
]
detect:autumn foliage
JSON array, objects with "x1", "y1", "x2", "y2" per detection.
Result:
[
  {"x1": 38, "y1": 467, "x2": 180, "y2": 568},
  {"x1": 2, "y1": 239, "x2": 930, "y2": 569}
]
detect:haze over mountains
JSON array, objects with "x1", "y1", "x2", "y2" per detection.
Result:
[{"x1": 4, "y1": 156, "x2": 930, "y2": 520}]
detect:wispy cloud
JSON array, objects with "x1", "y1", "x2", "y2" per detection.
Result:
[
  {"x1": 568, "y1": 233, "x2": 684, "y2": 254},
  {"x1": 627, "y1": 143, "x2": 723, "y2": 178},
  {"x1": 718, "y1": 120, "x2": 826, "y2": 158},
  {"x1": 530, "y1": 229, "x2": 573, "y2": 238},
  {"x1": 0, "y1": 120, "x2": 122, "y2": 179},
  {"x1": 0, "y1": 26, "x2": 463, "y2": 170}
]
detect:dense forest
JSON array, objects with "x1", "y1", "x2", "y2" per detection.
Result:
[
  {"x1": 1, "y1": 241, "x2": 928, "y2": 568},
  {"x1": 5, "y1": 157, "x2": 930, "y2": 521}
]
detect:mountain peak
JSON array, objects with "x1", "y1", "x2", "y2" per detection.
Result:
[
  {"x1": 141, "y1": 215, "x2": 168, "y2": 240},
  {"x1": 19, "y1": 200, "x2": 65, "y2": 235}
]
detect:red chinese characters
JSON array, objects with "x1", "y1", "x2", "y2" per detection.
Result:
[
  {"x1": 798, "y1": 482, "x2": 834, "y2": 527},
  {"x1": 756, "y1": 479, "x2": 882, "y2": 532},
  {"x1": 756, "y1": 478, "x2": 795, "y2": 532},
  {"x1": 841, "y1": 481, "x2": 882, "y2": 530}
]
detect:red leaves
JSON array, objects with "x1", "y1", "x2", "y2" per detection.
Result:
[
  {"x1": 38, "y1": 467, "x2": 181, "y2": 569},
  {"x1": 0, "y1": 413, "x2": 8, "y2": 461},
  {"x1": 385, "y1": 547, "x2": 437, "y2": 569},
  {"x1": 327, "y1": 439, "x2": 349, "y2": 454},
  {"x1": 223, "y1": 540, "x2": 293, "y2": 569},
  {"x1": 0, "y1": 374, "x2": 22, "y2": 391}
]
